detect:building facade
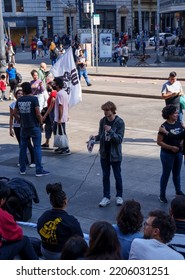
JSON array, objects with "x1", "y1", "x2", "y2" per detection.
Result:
[
  {"x1": 160, "y1": 0, "x2": 185, "y2": 36},
  {"x1": 2, "y1": 0, "x2": 164, "y2": 46}
]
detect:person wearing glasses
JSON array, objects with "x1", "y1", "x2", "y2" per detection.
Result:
[{"x1": 129, "y1": 210, "x2": 184, "y2": 260}]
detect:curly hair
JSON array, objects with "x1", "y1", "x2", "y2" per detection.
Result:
[
  {"x1": 162, "y1": 104, "x2": 178, "y2": 120},
  {"x1": 149, "y1": 210, "x2": 176, "y2": 243},
  {"x1": 46, "y1": 182, "x2": 67, "y2": 208},
  {"x1": 116, "y1": 200, "x2": 143, "y2": 234}
]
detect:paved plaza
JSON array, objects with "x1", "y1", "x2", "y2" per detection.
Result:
[{"x1": 1, "y1": 48, "x2": 185, "y2": 238}]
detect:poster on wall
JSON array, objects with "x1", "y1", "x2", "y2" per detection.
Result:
[
  {"x1": 99, "y1": 33, "x2": 112, "y2": 58},
  {"x1": 80, "y1": 33, "x2": 92, "y2": 44}
]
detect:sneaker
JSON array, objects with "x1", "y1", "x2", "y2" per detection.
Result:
[
  {"x1": 59, "y1": 149, "x2": 71, "y2": 155},
  {"x1": 3, "y1": 97, "x2": 8, "y2": 101},
  {"x1": 176, "y1": 191, "x2": 185, "y2": 196},
  {"x1": 41, "y1": 143, "x2": 49, "y2": 148},
  {"x1": 54, "y1": 147, "x2": 62, "y2": 152},
  {"x1": 0, "y1": 98, "x2": 2, "y2": 102},
  {"x1": 116, "y1": 196, "x2": 123, "y2": 206},
  {"x1": 29, "y1": 163, "x2": 36, "y2": 168},
  {"x1": 99, "y1": 197, "x2": 110, "y2": 207},
  {"x1": 159, "y1": 196, "x2": 168, "y2": 203},
  {"x1": 20, "y1": 171, "x2": 26, "y2": 175},
  {"x1": 36, "y1": 170, "x2": 50, "y2": 177},
  {"x1": 87, "y1": 83, "x2": 92, "y2": 86}
]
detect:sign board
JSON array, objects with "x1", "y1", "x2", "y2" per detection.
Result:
[
  {"x1": 93, "y1": 14, "x2": 100, "y2": 25},
  {"x1": 99, "y1": 32, "x2": 112, "y2": 58},
  {"x1": 8, "y1": 22, "x2": 16, "y2": 27}
]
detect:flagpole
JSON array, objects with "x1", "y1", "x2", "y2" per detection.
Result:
[{"x1": 0, "y1": 0, "x2": 6, "y2": 73}]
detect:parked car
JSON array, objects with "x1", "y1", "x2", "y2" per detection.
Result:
[{"x1": 149, "y1": 33, "x2": 177, "y2": 46}]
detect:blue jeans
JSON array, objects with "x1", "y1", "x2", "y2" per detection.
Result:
[
  {"x1": 0, "y1": 236, "x2": 38, "y2": 260},
  {"x1": 160, "y1": 150, "x2": 183, "y2": 197},
  {"x1": 100, "y1": 158, "x2": 123, "y2": 199},
  {"x1": 20, "y1": 127, "x2": 43, "y2": 173},
  {"x1": 79, "y1": 69, "x2": 91, "y2": 85}
]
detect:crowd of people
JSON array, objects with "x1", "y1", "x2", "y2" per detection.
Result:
[
  {"x1": 0, "y1": 179, "x2": 184, "y2": 260},
  {"x1": 1, "y1": 31, "x2": 185, "y2": 260}
]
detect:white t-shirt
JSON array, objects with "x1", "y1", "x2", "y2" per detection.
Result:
[
  {"x1": 161, "y1": 80, "x2": 183, "y2": 95},
  {"x1": 54, "y1": 89, "x2": 69, "y2": 123},
  {"x1": 9, "y1": 101, "x2": 20, "y2": 128},
  {"x1": 122, "y1": 46, "x2": 129, "y2": 57}
]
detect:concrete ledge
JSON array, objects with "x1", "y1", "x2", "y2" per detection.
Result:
[
  {"x1": 88, "y1": 73, "x2": 185, "y2": 81},
  {"x1": 82, "y1": 89, "x2": 162, "y2": 99},
  {"x1": 165, "y1": 56, "x2": 185, "y2": 62}
]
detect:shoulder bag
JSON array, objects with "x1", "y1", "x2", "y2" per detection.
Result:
[
  {"x1": 53, "y1": 124, "x2": 69, "y2": 148},
  {"x1": 180, "y1": 95, "x2": 185, "y2": 110}
]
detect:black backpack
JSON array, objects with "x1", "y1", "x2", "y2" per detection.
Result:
[
  {"x1": 16, "y1": 72, "x2": 22, "y2": 84},
  {"x1": 0, "y1": 177, "x2": 39, "y2": 221}
]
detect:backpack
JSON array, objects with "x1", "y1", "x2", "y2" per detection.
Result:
[
  {"x1": 0, "y1": 176, "x2": 39, "y2": 221},
  {"x1": 16, "y1": 72, "x2": 22, "y2": 84}
]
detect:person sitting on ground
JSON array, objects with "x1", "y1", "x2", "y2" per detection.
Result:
[
  {"x1": 168, "y1": 196, "x2": 185, "y2": 257},
  {"x1": 61, "y1": 235, "x2": 88, "y2": 260},
  {"x1": 129, "y1": 209, "x2": 184, "y2": 260},
  {"x1": 85, "y1": 221, "x2": 122, "y2": 260},
  {"x1": 113, "y1": 199, "x2": 143, "y2": 259},
  {"x1": 0, "y1": 180, "x2": 38, "y2": 260},
  {"x1": 37, "y1": 182, "x2": 83, "y2": 260}
]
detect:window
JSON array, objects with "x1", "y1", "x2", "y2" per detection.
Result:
[
  {"x1": 46, "y1": 1, "x2": 51, "y2": 11},
  {"x1": 4, "y1": 0, "x2": 12, "y2": 12},
  {"x1": 16, "y1": 0, "x2": 24, "y2": 12}
]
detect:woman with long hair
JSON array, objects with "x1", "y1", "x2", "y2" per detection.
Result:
[{"x1": 85, "y1": 221, "x2": 122, "y2": 260}]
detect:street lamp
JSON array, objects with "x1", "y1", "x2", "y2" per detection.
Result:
[
  {"x1": 155, "y1": 0, "x2": 161, "y2": 63},
  {"x1": 0, "y1": 0, "x2": 6, "y2": 73},
  {"x1": 90, "y1": 0, "x2": 94, "y2": 67},
  {"x1": 130, "y1": 0, "x2": 133, "y2": 52}
]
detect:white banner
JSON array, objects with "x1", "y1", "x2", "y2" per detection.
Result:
[{"x1": 50, "y1": 47, "x2": 82, "y2": 108}]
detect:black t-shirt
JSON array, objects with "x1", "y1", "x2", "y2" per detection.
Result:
[
  {"x1": 160, "y1": 121, "x2": 184, "y2": 153},
  {"x1": 165, "y1": 95, "x2": 180, "y2": 112},
  {"x1": 15, "y1": 95, "x2": 40, "y2": 128},
  {"x1": 104, "y1": 117, "x2": 117, "y2": 154},
  {"x1": 37, "y1": 209, "x2": 83, "y2": 252}
]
